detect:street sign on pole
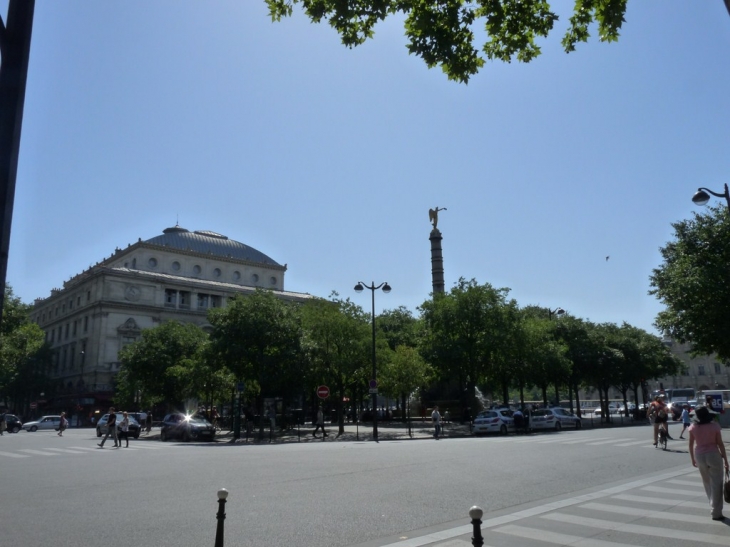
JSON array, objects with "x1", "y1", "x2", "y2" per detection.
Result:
[{"x1": 316, "y1": 385, "x2": 330, "y2": 399}]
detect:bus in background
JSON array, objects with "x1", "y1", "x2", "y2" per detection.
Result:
[{"x1": 650, "y1": 388, "x2": 696, "y2": 420}]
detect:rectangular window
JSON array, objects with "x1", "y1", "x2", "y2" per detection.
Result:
[
  {"x1": 698, "y1": 364, "x2": 706, "y2": 376},
  {"x1": 65, "y1": 323, "x2": 70, "y2": 339},
  {"x1": 62, "y1": 304, "x2": 66, "y2": 312},
  {"x1": 73, "y1": 321, "x2": 77, "y2": 336},
  {"x1": 77, "y1": 296, "x2": 81, "y2": 306},
  {"x1": 197, "y1": 293, "x2": 209, "y2": 309},
  {"x1": 210, "y1": 295, "x2": 220, "y2": 308},
  {"x1": 50, "y1": 330, "x2": 54, "y2": 343},
  {"x1": 165, "y1": 289, "x2": 177, "y2": 308},
  {"x1": 84, "y1": 316, "x2": 88, "y2": 332},
  {"x1": 715, "y1": 363, "x2": 722, "y2": 374},
  {"x1": 87, "y1": 291, "x2": 91, "y2": 301},
  {"x1": 179, "y1": 291, "x2": 190, "y2": 310}
]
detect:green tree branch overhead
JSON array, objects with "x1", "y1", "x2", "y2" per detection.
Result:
[{"x1": 265, "y1": 0, "x2": 628, "y2": 82}]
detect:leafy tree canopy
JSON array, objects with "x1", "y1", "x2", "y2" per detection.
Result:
[
  {"x1": 118, "y1": 320, "x2": 209, "y2": 407},
  {"x1": 207, "y1": 290, "x2": 303, "y2": 398},
  {"x1": 265, "y1": 0, "x2": 628, "y2": 82},
  {"x1": 650, "y1": 205, "x2": 730, "y2": 362}
]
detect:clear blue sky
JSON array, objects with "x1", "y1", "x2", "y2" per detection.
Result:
[{"x1": 6, "y1": 1, "x2": 730, "y2": 334}]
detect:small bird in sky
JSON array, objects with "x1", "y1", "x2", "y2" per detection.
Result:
[{"x1": 606, "y1": 256, "x2": 610, "y2": 261}]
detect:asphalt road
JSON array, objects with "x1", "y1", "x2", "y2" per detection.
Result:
[{"x1": 0, "y1": 421, "x2": 720, "y2": 547}]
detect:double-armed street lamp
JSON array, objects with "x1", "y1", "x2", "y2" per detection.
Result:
[
  {"x1": 691, "y1": 183, "x2": 730, "y2": 209},
  {"x1": 548, "y1": 307, "x2": 565, "y2": 320},
  {"x1": 354, "y1": 281, "x2": 391, "y2": 442}
]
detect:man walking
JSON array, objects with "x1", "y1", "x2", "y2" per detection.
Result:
[
  {"x1": 98, "y1": 407, "x2": 118, "y2": 448},
  {"x1": 432, "y1": 405, "x2": 442, "y2": 440},
  {"x1": 313, "y1": 406, "x2": 328, "y2": 438}
]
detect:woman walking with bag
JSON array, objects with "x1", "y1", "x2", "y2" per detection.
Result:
[
  {"x1": 118, "y1": 411, "x2": 130, "y2": 448},
  {"x1": 57, "y1": 412, "x2": 68, "y2": 436},
  {"x1": 689, "y1": 405, "x2": 729, "y2": 521}
]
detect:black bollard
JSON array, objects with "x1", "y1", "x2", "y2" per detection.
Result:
[
  {"x1": 214, "y1": 488, "x2": 228, "y2": 547},
  {"x1": 469, "y1": 506, "x2": 483, "y2": 547}
]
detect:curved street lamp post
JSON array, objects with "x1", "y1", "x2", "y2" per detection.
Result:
[
  {"x1": 691, "y1": 183, "x2": 730, "y2": 209},
  {"x1": 354, "y1": 281, "x2": 391, "y2": 442}
]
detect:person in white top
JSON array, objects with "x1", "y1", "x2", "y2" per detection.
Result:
[
  {"x1": 118, "y1": 411, "x2": 130, "y2": 448},
  {"x1": 431, "y1": 406, "x2": 442, "y2": 440}
]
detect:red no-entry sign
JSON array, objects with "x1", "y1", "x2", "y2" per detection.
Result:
[{"x1": 316, "y1": 385, "x2": 330, "y2": 399}]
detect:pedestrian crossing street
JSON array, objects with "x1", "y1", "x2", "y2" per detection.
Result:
[
  {"x1": 0, "y1": 442, "x2": 171, "y2": 459},
  {"x1": 388, "y1": 467, "x2": 726, "y2": 547}
]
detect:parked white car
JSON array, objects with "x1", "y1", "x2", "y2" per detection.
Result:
[
  {"x1": 530, "y1": 408, "x2": 582, "y2": 431},
  {"x1": 22, "y1": 415, "x2": 61, "y2": 432},
  {"x1": 472, "y1": 408, "x2": 515, "y2": 435}
]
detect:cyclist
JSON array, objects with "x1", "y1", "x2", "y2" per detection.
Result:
[{"x1": 648, "y1": 395, "x2": 670, "y2": 447}]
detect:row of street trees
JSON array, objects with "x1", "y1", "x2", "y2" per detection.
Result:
[{"x1": 113, "y1": 278, "x2": 681, "y2": 433}]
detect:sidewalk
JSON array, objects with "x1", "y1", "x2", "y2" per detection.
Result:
[{"x1": 216, "y1": 420, "x2": 469, "y2": 444}]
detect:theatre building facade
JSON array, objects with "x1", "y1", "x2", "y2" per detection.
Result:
[{"x1": 30, "y1": 225, "x2": 314, "y2": 419}]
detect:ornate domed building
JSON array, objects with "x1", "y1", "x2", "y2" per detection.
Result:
[{"x1": 30, "y1": 225, "x2": 314, "y2": 415}]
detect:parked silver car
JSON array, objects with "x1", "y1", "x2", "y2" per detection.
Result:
[{"x1": 22, "y1": 415, "x2": 61, "y2": 432}]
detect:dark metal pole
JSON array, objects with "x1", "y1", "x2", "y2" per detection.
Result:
[
  {"x1": 469, "y1": 506, "x2": 484, "y2": 547},
  {"x1": 0, "y1": 0, "x2": 35, "y2": 322},
  {"x1": 214, "y1": 488, "x2": 228, "y2": 547},
  {"x1": 370, "y1": 284, "x2": 378, "y2": 442}
]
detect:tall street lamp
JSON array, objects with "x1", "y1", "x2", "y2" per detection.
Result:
[
  {"x1": 548, "y1": 307, "x2": 565, "y2": 320},
  {"x1": 691, "y1": 183, "x2": 730, "y2": 209},
  {"x1": 354, "y1": 281, "x2": 391, "y2": 442}
]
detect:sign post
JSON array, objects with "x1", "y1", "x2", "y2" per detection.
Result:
[{"x1": 317, "y1": 385, "x2": 330, "y2": 399}]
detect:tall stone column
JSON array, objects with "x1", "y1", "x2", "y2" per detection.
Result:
[{"x1": 430, "y1": 228, "x2": 444, "y2": 294}]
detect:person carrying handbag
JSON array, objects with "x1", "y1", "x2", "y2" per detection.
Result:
[
  {"x1": 118, "y1": 411, "x2": 130, "y2": 448},
  {"x1": 57, "y1": 412, "x2": 68, "y2": 436},
  {"x1": 689, "y1": 405, "x2": 729, "y2": 521}
]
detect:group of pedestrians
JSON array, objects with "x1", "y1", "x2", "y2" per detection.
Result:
[{"x1": 97, "y1": 407, "x2": 131, "y2": 448}]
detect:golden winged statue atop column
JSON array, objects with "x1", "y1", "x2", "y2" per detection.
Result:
[{"x1": 429, "y1": 207, "x2": 447, "y2": 229}]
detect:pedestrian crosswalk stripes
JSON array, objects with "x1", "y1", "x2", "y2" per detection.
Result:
[
  {"x1": 613, "y1": 440, "x2": 648, "y2": 447},
  {"x1": 586, "y1": 438, "x2": 634, "y2": 445},
  {"x1": 18, "y1": 448, "x2": 59, "y2": 456},
  {"x1": 666, "y1": 478, "x2": 705, "y2": 487},
  {"x1": 578, "y1": 502, "x2": 709, "y2": 524},
  {"x1": 375, "y1": 468, "x2": 715, "y2": 547},
  {"x1": 493, "y1": 524, "x2": 634, "y2": 547},
  {"x1": 640, "y1": 484, "x2": 703, "y2": 495},
  {"x1": 0, "y1": 443, "x2": 172, "y2": 458},
  {"x1": 44, "y1": 447, "x2": 87, "y2": 454},
  {"x1": 541, "y1": 513, "x2": 728, "y2": 545},
  {"x1": 611, "y1": 493, "x2": 710, "y2": 509},
  {"x1": 0, "y1": 450, "x2": 28, "y2": 458}
]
